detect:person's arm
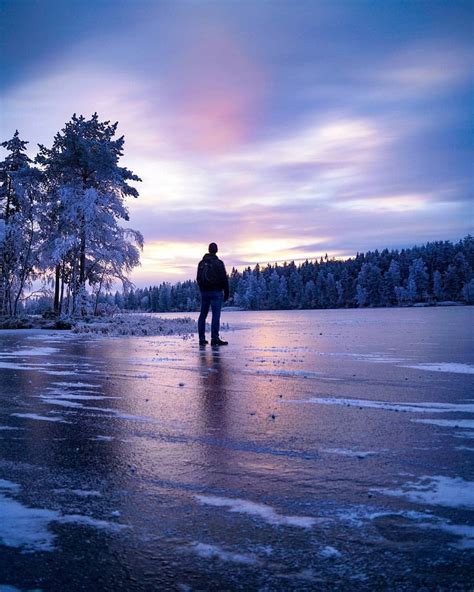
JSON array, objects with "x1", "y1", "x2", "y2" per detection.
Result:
[{"x1": 196, "y1": 262, "x2": 202, "y2": 290}]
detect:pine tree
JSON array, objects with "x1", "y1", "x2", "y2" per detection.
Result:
[
  {"x1": 36, "y1": 114, "x2": 143, "y2": 315},
  {"x1": 432, "y1": 270, "x2": 444, "y2": 301},
  {"x1": 407, "y1": 258, "x2": 429, "y2": 302},
  {"x1": 0, "y1": 132, "x2": 48, "y2": 315}
]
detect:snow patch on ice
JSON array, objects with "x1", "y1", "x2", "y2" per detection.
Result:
[
  {"x1": 190, "y1": 542, "x2": 259, "y2": 565},
  {"x1": 41, "y1": 370, "x2": 79, "y2": 376},
  {"x1": 286, "y1": 396, "x2": 474, "y2": 414},
  {"x1": 0, "y1": 426, "x2": 22, "y2": 431},
  {"x1": 413, "y1": 419, "x2": 474, "y2": 430},
  {"x1": 0, "y1": 480, "x2": 20, "y2": 491},
  {"x1": 427, "y1": 523, "x2": 474, "y2": 549},
  {"x1": 41, "y1": 398, "x2": 84, "y2": 409},
  {"x1": 195, "y1": 495, "x2": 316, "y2": 528},
  {"x1": 52, "y1": 382, "x2": 101, "y2": 388},
  {"x1": 0, "y1": 492, "x2": 59, "y2": 552},
  {"x1": 11, "y1": 413, "x2": 70, "y2": 423},
  {"x1": 325, "y1": 352, "x2": 406, "y2": 363},
  {"x1": 323, "y1": 448, "x2": 376, "y2": 459},
  {"x1": 54, "y1": 489, "x2": 102, "y2": 498},
  {"x1": 375, "y1": 476, "x2": 474, "y2": 509},
  {"x1": 58, "y1": 515, "x2": 127, "y2": 532},
  {"x1": 0, "y1": 361, "x2": 37, "y2": 371},
  {"x1": 401, "y1": 363, "x2": 474, "y2": 374},
  {"x1": 372, "y1": 510, "x2": 474, "y2": 550},
  {"x1": 0, "y1": 482, "x2": 126, "y2": 553},
  {"x1": 0, "y1": 347, "x2": 59, "y2": 357},
  {"x1": 91, "y1": 435, "x2": 114, "y2": 441},
  {"x1": 42, "y1": 392, "x2": 112, "y2": 401},
  {"x1": 254, "y1": 369, "x2": 322, "y2": 378},
  {"x1": 320, "y1": 546, "x2": 342, "y2": 558}
]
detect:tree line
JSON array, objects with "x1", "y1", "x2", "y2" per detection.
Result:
[
  {"x1": 101, "y1": 236, "x2": 472, "y2": 314},
  {"x1": 0, "y1": 114, "x2": 142, "y2": 317}
]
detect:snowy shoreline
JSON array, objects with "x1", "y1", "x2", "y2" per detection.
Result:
[{"x1": 0, "y1": 314, "x2": 198, "y2": 337}]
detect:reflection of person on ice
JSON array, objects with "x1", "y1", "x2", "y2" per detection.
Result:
[{"x1": 197, "y1": 242, "x2": 230, "y2": 346}]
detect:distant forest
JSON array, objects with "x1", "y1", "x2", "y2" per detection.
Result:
[{"x1": 81, "y1": 236, "x2": 473, "y2": 314}]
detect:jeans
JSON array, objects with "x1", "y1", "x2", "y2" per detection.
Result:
[{"x1": 198, "y1": 290, "x2": 223, "y2": 342}]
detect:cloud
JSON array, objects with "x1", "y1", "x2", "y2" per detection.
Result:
[{"x1": 1, "y1": 1, "x2": 471, "y2": 286}]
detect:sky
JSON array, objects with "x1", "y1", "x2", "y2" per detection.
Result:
[{"x1": 0, "y1": 0, "x2": 472, "y2": 286}]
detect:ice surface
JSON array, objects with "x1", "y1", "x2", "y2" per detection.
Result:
[
  {"x1": 376, "y1": 476, "x2": 474, "y2": 509},
  {"x1": 195, "y1": 495, "x2": 316, "y2": 528},
  {"x1": 190, "y1": 542, "x2": 259, "y2": 565},
  {"x1": 0, "y1": 309, "x2": 472, "y2": 588},
  {"x1": 401, "y1": 363, "x2": 474, "y2": 374},
  {"x1": 0, "y1": 426, "x2": 22, "y2": 431}
]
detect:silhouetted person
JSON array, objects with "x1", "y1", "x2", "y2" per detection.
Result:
[{"x1": 197, "y1": 242, "x2": 229, "y2": 346}]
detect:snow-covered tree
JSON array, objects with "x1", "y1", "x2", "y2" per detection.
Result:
[
  {"x1": 462, "y1": 278, "x2": 474, "y2": 304},
  {"x1": 0, "y1": 132, "x2": 49, "y2": 315},
  {"x1": 382, "y1": 259, "x2": 401, "y2": 305},
  {"x1": 432, "y1": 270, "x2": 444, "y2": 301},
  {"x1": 36, "y1": 114, "x2": 143, "y2": 315},
  {"x1": 356, "y1": 263, "x2": 383, "y2": 306},
  {"x1": 406, "y1": 257, "x2": 429, "y2": 302}
]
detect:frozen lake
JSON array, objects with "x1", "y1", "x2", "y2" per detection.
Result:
[{"x1": 0, "y1": 307, "x2": 473, "y2": 591}]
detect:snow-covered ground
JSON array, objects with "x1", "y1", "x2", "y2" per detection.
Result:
[
  {"x1": 72, "y1": 313, "x2": 197, "y2": 337},
  {"x1": 0, "y1": 307, "x2": 472, "y2": 591}
]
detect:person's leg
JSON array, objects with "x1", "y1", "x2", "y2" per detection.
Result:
[
  {"x1": 210, "y1": 291, "x2": 223, "y2": 342},
  {"x1": 198, "y1": 292, "x2": 211, "y2": 342}
]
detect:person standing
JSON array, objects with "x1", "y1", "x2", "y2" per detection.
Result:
[{"x1": 197, "y1": 242, "x2": 229, "y2": 346}]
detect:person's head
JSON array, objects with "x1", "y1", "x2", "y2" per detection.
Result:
[{"x1": 208, "y1": 242, "x2": 218, "y2": 254}]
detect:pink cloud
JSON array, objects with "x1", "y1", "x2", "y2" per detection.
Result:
[{"x1": 164, "y1": 25, "x2": 267, "y2": 154}]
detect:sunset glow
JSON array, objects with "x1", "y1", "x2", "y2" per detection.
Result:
[{"x1": 1, "y1": 1, "x2": 471, "y2": 285}]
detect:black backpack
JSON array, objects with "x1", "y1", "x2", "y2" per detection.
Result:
[{"x1": 197, "y1": 258, "x2": 219, "y2": 288}]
